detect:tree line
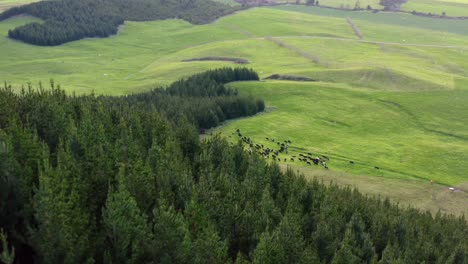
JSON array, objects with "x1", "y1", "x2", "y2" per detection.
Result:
[
  {"x1": 0, "y1": 68, "x2": 466, "y2": 263},
  {"x1": 0, "y1": 0, "x2": 239, "y2": 46}
]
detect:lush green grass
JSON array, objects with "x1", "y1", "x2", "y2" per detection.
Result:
[
  {"x1": 401, "y1": 0, "x2": 468, "y2": 17},
  {"x1": 272, "y1": 5, "x2": 468, "y2": 36},
  {"x1": 214, "y1": 81, "x2": 468, "y2": 186},
  {"x1": 1, "y1": 5, "x2": 468, "y2": 212},
  {"x1": 2, "y1": 7, "x2": 468, "y2": 94},
  {"x1": 284, "y1": 165, "x2": 468, "y2": 216},
  {"x1": 0, "y1": 0, "x2": 38, "y2": 12}
]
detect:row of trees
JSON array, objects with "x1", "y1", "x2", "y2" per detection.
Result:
[
  {"x1": 0, "y1": 69, "x2": 466, "y2": 263},
  {"x1": 0, "y1": 0, "x2": 239, "y2": 46}
]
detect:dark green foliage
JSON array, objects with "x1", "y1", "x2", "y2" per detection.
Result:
[
  {"x1": 128, "y1": 67, "x2": 262, "y2": 129},
  {"x1": 0, "y1": 69, "x2": 466, "y2": 263},
  {"x1": 379, "y1": 0, "x2": 408, "y2": 10},
  {"x1": 0, "y1": 0, "x2": 239, "y2": 46}
]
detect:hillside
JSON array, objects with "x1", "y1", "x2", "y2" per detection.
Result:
[
  {"x1": 1, "y1": 5, "x2": 467, "y2": 215},
  {"x1": 1, "y1": 1, "x2": 468, "y2": 263},
  {"x1": 1, "y1": 74, "x2": 466, "y2": 263},
  {"x1": 0, "y1": 0, "x2": 238, "y2": 45}
]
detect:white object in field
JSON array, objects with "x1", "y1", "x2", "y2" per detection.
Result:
[{"x1": 449, "y1": 187, "x2": 455, "y2": 191}]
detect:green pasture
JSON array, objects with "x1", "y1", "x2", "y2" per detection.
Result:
[
  {"x1": 401, "y1": 0, "x2": 468, "y2": 17},
  {"x1": 2, "y1": 7, "x2": 468, "y2": 94},
  {"x1": 285, "y1": 165, "x2": 468, "y2": 216},
  {"x1": 214, "y1": 81, "x2": 468, "y2": 186},
  {"x1": 0, "y1": 0, "x2": 38, "y2": 12}
]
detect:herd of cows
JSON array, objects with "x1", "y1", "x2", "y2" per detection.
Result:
[{"x1": 231, "y1": 129, "x2": 330, "y2": 169}]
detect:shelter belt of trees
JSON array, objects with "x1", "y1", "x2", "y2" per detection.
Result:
[{"x1": 0, "y1": 68, "x2": 466, "y2": 263}]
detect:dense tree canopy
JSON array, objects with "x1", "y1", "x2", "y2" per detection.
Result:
[
  {"x1": 0, "y1": 0, "x2": 239, "y2": 46},
  {"x1": 379, "y1": 0, "x2": 408, "y2": 11},
  {"x1": 0, "y1": 69, "x2": 466, "y2": 263}
]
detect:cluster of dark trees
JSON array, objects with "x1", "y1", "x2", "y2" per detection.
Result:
[
  {"x1": 127, "y1": 68, "x2": 263, "y2": 129},
  {"x1": 379, "y1": 0, "x2": 407, "y2": 11},
  {"x1": 0, "y1": 68, "x2": 467, "y2": 263},
  {"x1": 0, "y1": 0, "x2": 238, "y2": 46}
]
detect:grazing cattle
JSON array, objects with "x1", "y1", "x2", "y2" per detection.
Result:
[
  {"x1": 284, "y1": 158, "x2": 287, "y2": 162},
  {"x1": 322, "y1": 155, "x2": 329, "y2": 160},
  {"x1": 307, "y1": 162, "x2": 311, "y2": 165},
  {"x1": 292, "y1": 155, "x2": 296, "y2": 158},
  {"x1": 321, "y1": 161, "x2": 327, "y2": 167},
  {"x1": 324, "y1": 166, "x2": 329, "y2": 169},
  {"x1": 374, "y1": 166, "x2": 380, "y2": 170},
  {"x1": 236, "y1": 129, "x2": 240, "y2": 132},
  {"x1": 308, "y1": 153, "x2": 312, "y2": 156},
  {"x1": 266, "y1": 137, "x2": 269, "y2": 140},
  {"x1": 349, "y1": 161, "x2": 354, "y2": 164},
  {"x1": 277, "y1": 158, "x2": 281, "y2": 162},
  {"x1": 313, "y1": 157, "x2": 320, "y2": 165},
  {"x1": 290, "y1": 158, "x2": 295, "y2": 162}
]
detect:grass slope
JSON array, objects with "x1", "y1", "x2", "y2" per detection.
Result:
[
  {"x1": 215, "y1": 81, "x2": 468, "y2": 186},
  {"x1": 401, "y1": 0, "x2": 468, "y2": 17},
  {"x1": 0, "y1": 0, "x2": 38, "y2": 13}
]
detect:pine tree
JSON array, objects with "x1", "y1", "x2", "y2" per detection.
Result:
[{"x1": 102, "y1": 166, "x2": 153, "y2": 264}]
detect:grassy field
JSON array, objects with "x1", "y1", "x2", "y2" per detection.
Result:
[
  {"x1": 1, "y1": 5, "x2": 468, "y2": 214},
  {"x1": 0, "y1": 0, "x2": 39, "y2": 12},
  {"x1": 283, "y1": 165, "x2": 468, "y2": 216},
  {"x1": 401, "y1": 0, "x2": 468, "y2": 17},
  {"x1": 214, "y1": 81, "x2": 468, "y2": 185}
]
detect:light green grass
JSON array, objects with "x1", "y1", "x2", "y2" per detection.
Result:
[
  {"x1": 272, "y1": 5, "x2": 468, "y2": 36},
  {"x1": 401, "y1": 0, "x2": 468, "y2": 17},
  {"x1": 0, "y1": 0, "x2": 39, "y2": 12},
  {"x1": 2, "y1": 7, "x2": 468, "y2": 94},
  {"x1": 214, "y1": 81, "x2": 468, "y2": 186},
  {"x1": 285, "y1": 165, "x2": 468, "y2": 216}
]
